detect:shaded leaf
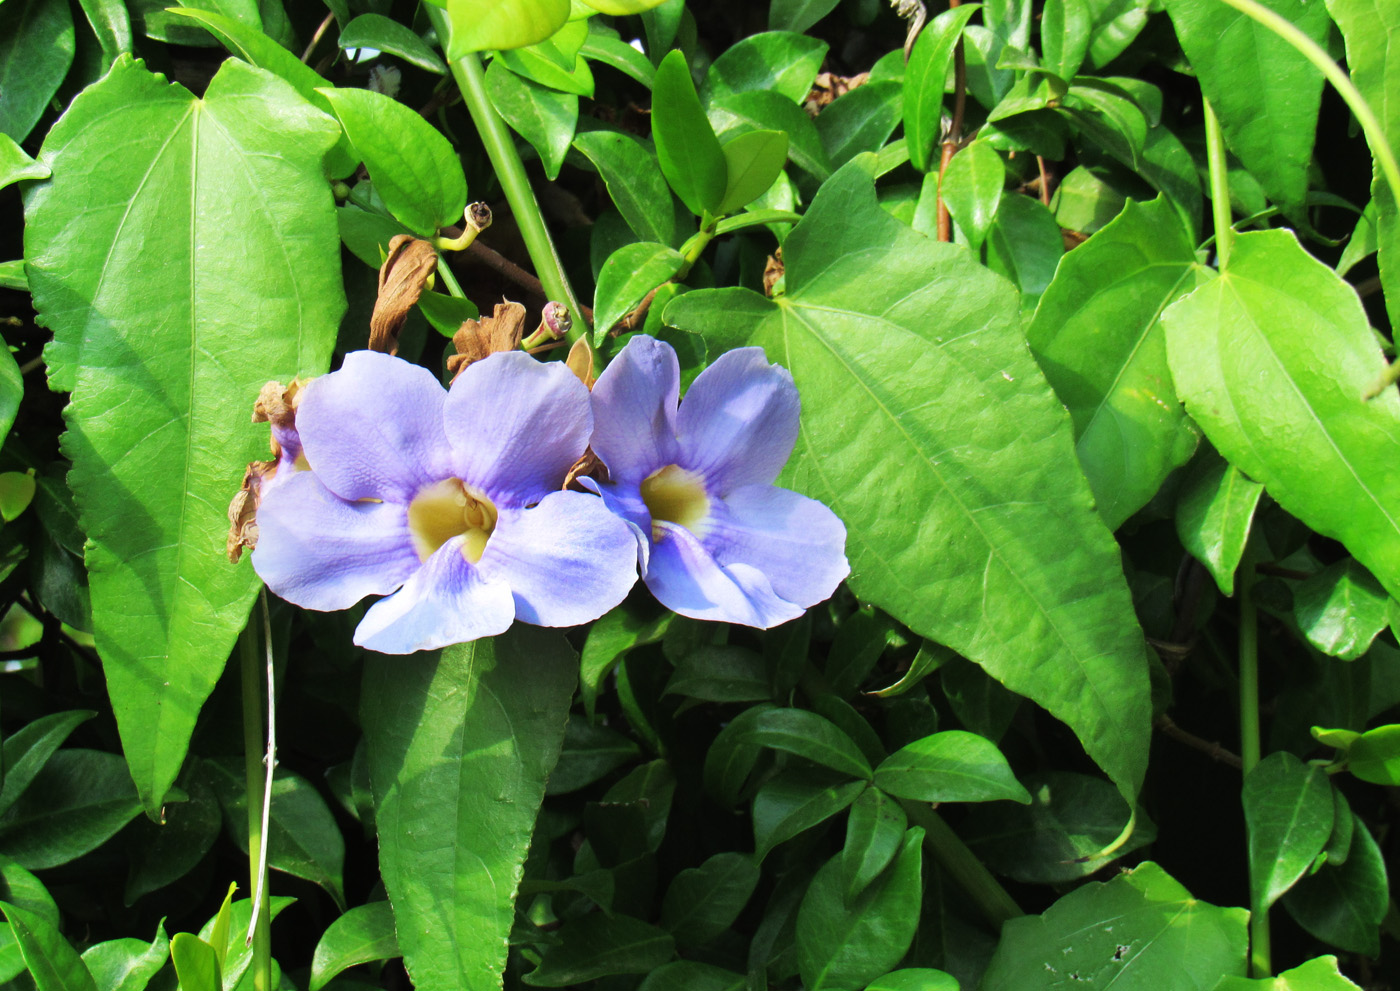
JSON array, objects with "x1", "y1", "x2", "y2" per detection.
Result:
[
  {"x1": 1281, "y1": 809, "x2": 1388, "y2": 956},
  {"x1": 0, "y1": 900, "x2": 96, "y2": 991},
  {"x1": 1175, "y1": 446, "x2": 1263, "y2": 597},
  {"x1": 0, "y1": 750, "x2": 141, "y2": 870},
  {"x1": 874, "y1": 731, "x2": 1029, "y2": 805},
  {"x1": 523, "y1": 914, "x2": 675, "y2": 987},
  {"x1": 753, "y1": 771, "x2": 865, "y2": 859},
  {"x1": 0, "y1": 0, "x2": 75, "y2": 143},
  {"x1": 80, "y1": 923, "x2": 169, "y2": 991},
  {"x1": 1295, "y1": 559, "x2": 1391, "y2": 661},
  {"x1": 309, "y1": 901, "x2": 399, "y2": 991},
  {"x1": 841, "y1": 786, "x2": 906, "y2": 901},
  {"x1": 0, "y1": 712, "x2": 95, "y2": 820},
  {"x1": 1243, "y1": 752, "x2": 1334, "y2": 910},
  {"x1": 660, "y1": 852, "x2": 760, "y2": 948}
]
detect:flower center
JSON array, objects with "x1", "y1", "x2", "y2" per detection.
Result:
[
  {"x1": 407, "y1": 479, "x2": 498, "y2": 564},
  {"x1": 640, "y1": 464, "x2": 709, "y2": 541}
]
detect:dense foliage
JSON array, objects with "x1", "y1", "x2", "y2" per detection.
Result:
[{"x1": 0, "y1": 0, "x2": 1398, "y2": 989}]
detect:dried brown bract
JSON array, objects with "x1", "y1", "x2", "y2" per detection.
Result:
[
  {"x1": 763, "y1": 248, "x2": 785, "y2": 297},
  {"x1": 803, "y1": 72, "x2": 871, "y2": 116},
  {"x1": 447, "y1": 300, "x2": 528, "y2": 380},
  {"x1": 370, "y1": 235, "x2": 439, "y2": 354}
]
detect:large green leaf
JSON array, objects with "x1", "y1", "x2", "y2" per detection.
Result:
[
  {"x1": 1326, "y1": 0, "x2": 1400, "y2": 333},
  {"x1": 0, "y1": 900, "x2": 96, "y2": 991},
  {"x1": 665, "y1": 163, "x2": 1151, "y2": 805},
  {"x1": 795, "y1": 827, "x2": 923, "y2": 990},
  {"x1": 980, "y1": 862, "x2": 1248, "y2": 990},
  {"x1": 363, "y1": 629, "x2": 577, "y2": 991},
  {"x1": 1162, "y1": 0, "x2": 1328, "y2": 218},
  {"x1": 1162, "y1": 230, "x2": 1400, "y2": 602},
  {"x1": 1027, "y1": 196, "x2": 1207, "y2": 529},
  {"x1": 442, "y1": 0, "x2": 569, "y2": 57},
  {"x1": 1242, "y1": 752, "x2": 1334, "y2": 911},
  {"x1": 26, "y1": 56, "x2": 343, "y2": 813},
  {"x1": 0, "y1": 0, "x2": 75, "y2": 143}
]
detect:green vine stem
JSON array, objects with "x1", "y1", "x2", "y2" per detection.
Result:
[
  {"x1": 1203, "y1": 98, "x2": 1233, "y2": 271},
  {"x1": 238, "y1": 607, "x2": 273, "y2": 990},
  {"x1": 1237, "y1": 544, "x2": 1270, "y2": 978},
  {"x1": 426, "y1": 7, "x2": 590, "y2": 345},
  {"x1": 901, "y1": 800, "x2": 1023, "y2": 928},
  {"x1": 1213, "y1": 0, "x2": 1400, "y2": 210}
]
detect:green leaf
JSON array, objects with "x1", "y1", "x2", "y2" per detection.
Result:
[
  {"x1": 1051, "y1": 165, "x2": 1125, "y2": 235},
  {"x1": 574, "y1": 130, "x2": 679, "y2": 247},
  {"x1": 1346, "y1": 723, "x2": 1400, "y2": 785},
  {"x1": 0, "y1": 341, "x2": 19, "y2": 442},
  {"x1": 980, "y1": 862, "x2": 1248, "y2": 991},
  {"x1": 0, "y1": 750, "x2": 142, "y2": 870},
  {"x1": 940, "y1": 138, "x2": 1003, "y2": 249},
  {"x1": 0, "y1": 901, "x2": 96, "y2": 991},
  {"x1": 664, "y1": 163, "x2": 1151, "y2": 807},
  {"x1": 164, "y1": 8, "x2": 356, "y2": 179},
  {"x1": 442, "y1": 0, "x2": 569, "y2": 56},
  {"x1": 638, "y1": 961, "x2": 746, "y2": 991},
  {"x1": 309, "y1": 902, "x2": 399, "y2": 991},
  {"x1": 0, "y1": 473, "x2": 34, "y2": 523},
  {"x1": 866, "y1": 970, "x2": 959, "y2": 991},
  {"x1": 363, "y1": 629, "x2": 576, "y2": 991},
  {"x1": 1161, "y1": 229, "x2": 1400, "y2": 603},
  {"x1": 204, "y1": 761, "x2": 346, "y2": 909},
  {"x1": 985, "y1": 192, "x2": 1063, "y2": 310},
  {"x1": 338, "y1": 14, "x2": 446, "y2": 74},
  {"x1": 1281, "y1": 809, "x2": 1388, "y2": 955},
  {"x1": 962, "y1": 770, "x2": 1154, "y2": 883},
  {"x1": 76, "y1": 0, "x2": 132, "y2": 67},
  {"x1": 80, "y1": 923, "x2": 169, "y2": 991},
  {"x1": 594, "y1": 242, "x2": 685, "y2": 334},
  {"x1": 524, "y1": 914, "x2": 675, "y2": 986},
  {"x1": 665, "y1": 644, "x2": 770, "y2": 702},
  {"x1": 1175, "y1": 446, "x2": 1263, "y2": 597},
  {"x1": 652, "y1": 50, "x2": 728, "y2": 217},
  {"x1": 718, "y1": 130, "x2": 788, "y2": 215},
  {"x1": 547, "y1": 716, "x2": 641, "y2": 794},
  {"x1": 486, "y1": 61, "x2": 577, "y2": 181},
  {"x1": 1243, "y1": 752, "x2": 1334, "y2": 910},
  {"x1": 768, "y1": 0, "x2": 842, "y2": 32},
  {"x1": 708, "y1": 89, "x2": 832, "y2": 182},
  {"x1": 0, "y1": 135, "x2": 49, "y2": 192},
  {"x1": 415, "y1": 291, "x2": 478, "y2": 338},
  {"x1": 734, "y1": 707, "x2": 872, "y2": 779},
  {"x1": 1084, "y1": 0, "x2": 1151, "y2": 70},
  {"x1": 660, "y1": 852, "x2": 760, "y2": 947},
  {"x1": 1162, "y1": 0, "x2": 1329, "y2": 218},
  {"x1": 581, "y1": 31, "x2": 655, "y2": 87},
  {"x1": 753, "y1": 771, "x2": 865, "y2": 858},
  {"x1": 1028, "y1": 196, "x2": 1208, "y2": 529},
  {"x1": 580, "y1": 603, "x2": 673, "y2": 715},
  {"x1": 499, "y1": 33, "x2": 596, "y2": 98},
  {"x1": 170, "y1": 934, "x2": 221, "y2": 991},
  {"x1": 196, "y1": 894, "x2": 295, "y2": 990},
  {"x1": 319, "y1": 87, "x2": 466, "y2": 236},
  {"x1": 0, "y1": 857, "x2": 58, "y2": 984},
  {"x1": 0, "y1": 0, "x2": 75, "y2": 143},
  {"x1": 577, "y1": 0, "x2": 675, "y2": 14},
  {"x1": 1326, "y1": 0, "x2": 1400, "y2": 332},
  {"x1": 1295, "y1": 559, "x2": 1392, "y2": 661},
  {"x1": 701, "y1": 31, "x2": 827, "y2": 105},
  {"x1": 873, "y1": 731, "x2": 1029, "y2": 805},
  {"x1": 796, "y1": 827, "x2": 923, "y2": 991},
  {"x1": 0, "y1": 711, "x2": 95, "y2": 821},
  {"x1": 27, "y1": 56, "x2": 342, "y2": 813},
  {"x1": 1216, "y1": 955, "x2": 1363, "y2": 990},
  {"x1": 841, "y1": 786, "x2": 907, "y2": 901},
  {"x1": 703, "y1": 704, "x2": 772, "y2": 807},
  {"x1": 814, "y1": 82, "x2": 903, "y2": 171},
  {"x1": 1041, "y1": 0, "x2": 1091, "y2": 82},
  {"x1": 903, "y1": 5, "x2": 982, "y2": 172}
]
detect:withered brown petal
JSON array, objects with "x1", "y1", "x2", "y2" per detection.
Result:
[
  {"x1": 370, "y1": 235, "x2": 439, "y2": 355},
  {"x1": 448, "y1": 300, "x2": 527, "y2": 381},
  {"x1": 565, "y1": 336, "x2": 595, "y2": 390}
]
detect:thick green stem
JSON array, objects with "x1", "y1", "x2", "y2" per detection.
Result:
[
  {"x1": 1203, "y1": 98, "x2": 1233, "y2": 271},
  {"x1": 1237, "y1": 546, "x2": 1270, "y2": 977},
  {"x1": 1212, "y1": 0, "x2": 1400, "y2": 211},
  {"x1": 427, "y1": 8, "x2": 588, "y2": 344},
  {"x1": 238, "y1": 618, "x2": 272, "y2": 991},
  {"x1": 901, "y1": 800, "x2": 1023, "y2": 928}
]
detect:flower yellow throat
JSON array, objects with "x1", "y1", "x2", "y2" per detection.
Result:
[
  {"x1": 641, "y1": 464, "x2": 710, "y2": 540},
  {"x1": 408, "y1": 479, "x2": 498, "y2": 563}
]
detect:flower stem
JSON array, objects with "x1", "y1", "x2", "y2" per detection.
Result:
[
  {"x1": 1203, "y1": 98, "x2": 1233, "y2": 271},
  {"x1": 238, "y1": 611, "x2": 272, "y2": 990},
  {"x1": 427, "y1": 8, "x2": 588, "y2": 344},
  {"x1": 1237, "y1": 545, "x2": 1270, "y2": 977},
  {"x1": 900, "y1": 800, "x2": 1022, "y2": 928}
]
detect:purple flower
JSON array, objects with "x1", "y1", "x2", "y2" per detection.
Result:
[
  {"x1": 586, "y1": 335, "x2": 848, "y2": 627},
  {"x1": 252, "y1": 350, "x2": 638, "y2": 653}
]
